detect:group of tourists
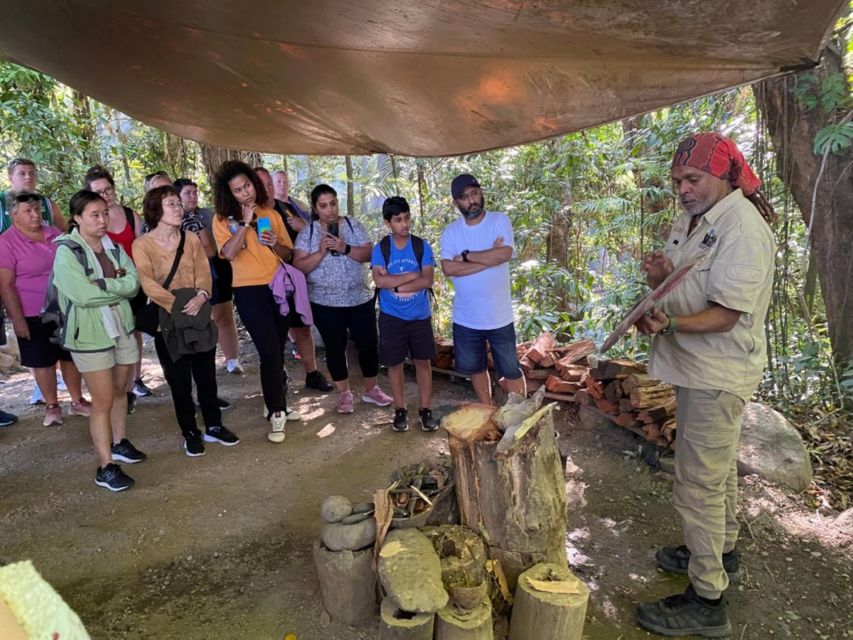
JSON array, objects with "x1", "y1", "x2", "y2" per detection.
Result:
[
  {"x1": 0, "y1": 131, "x2": 778, "y2": 637},
  {"x1": 0, "y1": 158, "x2": 525, "y2": 492}
]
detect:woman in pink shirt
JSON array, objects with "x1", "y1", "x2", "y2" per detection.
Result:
[{"x1": 0, "y1": 192, "x2": 90, "y2": 426}]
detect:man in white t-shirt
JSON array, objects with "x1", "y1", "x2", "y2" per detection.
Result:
[{"x1": 440, "y1": 174, "x2": 524, "y2": 404}]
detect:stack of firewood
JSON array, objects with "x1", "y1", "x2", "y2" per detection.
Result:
[
  {"x1": 432, "y1": 338, "x2": 455, "y2": 370},
  {"x1": 575, "y1": 359, "x2": 677, "y2": 448},
  {"x1": 517, "y1": 334, "x2": 597, "y2": 402}
]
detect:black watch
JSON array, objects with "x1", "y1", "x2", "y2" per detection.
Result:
[
  {"x1": 393, "y1": 285, "x2": 400, "y2": 293},
  {"x1": 461, "y1": 249, "x2": 470, "y2": 262},
  {"x1": 343, "y1": 243, "x2": 352, "y2": 255},
  {"x1": 237, "y1": 220, "x2": 248, "y2": 227}
]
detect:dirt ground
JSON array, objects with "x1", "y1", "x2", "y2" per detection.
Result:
[{"x1": 1, "y1": 341, "x2": 851, "y2": 640}]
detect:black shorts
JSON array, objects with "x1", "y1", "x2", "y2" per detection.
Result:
[
  {"x1": 378, "y1": 313, "x2": 436, "y2": 367},
  {"x1": 211, "y1": 257, "x2": 233, "y2": 304},
  {"x1": 287, "y1": 297, "x2": 308, "y2": 329},
  {"x1": 18, "y1": 317, "x2": 73, "y2": 368}
]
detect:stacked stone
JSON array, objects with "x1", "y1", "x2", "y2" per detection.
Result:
[{"x1": 313, "y1": 495, "x2": 377, "y2": 625}]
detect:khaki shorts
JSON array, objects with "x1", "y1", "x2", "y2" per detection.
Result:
[{"x1": 70, "y1": 328, "x2": 139, "y2": 373}]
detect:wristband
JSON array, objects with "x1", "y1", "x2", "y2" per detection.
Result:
[
  {"x1": 196, "y1": 289, "x2": 210, "y2": 300},
  {"x1": 393, "y1": 285, "x2": 400, "y2": 293},
  {"x1": 461, "y1": 249, "x2": 470, "y2": 262},
  {"x1": 344, "y1": 243, "x2": 352, "y2": 255},
  {"x1": 237, "y1": 220, "x2": 248, "y2": 227},
  {"x1": 658, "y1": 315, "x2": 677, "y2": 336}
]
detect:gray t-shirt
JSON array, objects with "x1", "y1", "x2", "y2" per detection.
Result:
[{"x1": 294, "y1": 218, "x2": 373, "y2": 307}]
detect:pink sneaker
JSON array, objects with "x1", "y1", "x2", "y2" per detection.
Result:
[
  {"x1": 43, "y1": 404, "x2": 63, "y2": 427},
  {"x1": 362, "y1": 386, "x2": 393, "y2": 407},
  {"x1": 336, "y1": 390, "x2": 354, "y2": 414},
  {"x1": 69, "y1": 398, "x2": 92, "y2": 417}
]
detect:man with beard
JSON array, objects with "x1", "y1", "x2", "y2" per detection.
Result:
[
  {"x1": 634, "y1": 133, "x2": 776, "y2": 638},
  {"x1": 439, "y1": 173, "x2": 524, "y2": 404}
]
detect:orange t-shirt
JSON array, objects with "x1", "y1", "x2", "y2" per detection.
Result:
[{"x1": 212, "y1": 207, "x2": 292, "y2": 288}]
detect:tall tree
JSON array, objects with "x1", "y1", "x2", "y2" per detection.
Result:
[
  {"x1": 199, "y1": 144, "x2": 261, "y2": 191},
  {"x1": 753, "y1": 41, "x2": 853, "y2": 372}
]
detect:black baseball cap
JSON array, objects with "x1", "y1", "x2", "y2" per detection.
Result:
[{"x1": 451, "y1": 174, "x2": 480, "y2": 199}]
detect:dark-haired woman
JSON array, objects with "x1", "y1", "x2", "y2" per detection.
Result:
[
  {"x1": 84, "y1": 165, "x2": 151, "y2": 408},
  {"x1": 53, "y1": 190, "x2": 145, "y2": 492},
  {"x1": 293, "y1": 184, "x2": 392, "y2": 414},
  {"x1": 211, "y1": 161, "x2": 296, "y2": 443},
  {"x1": 133, "y1": 186, "x2": 239, "y2": 457}
]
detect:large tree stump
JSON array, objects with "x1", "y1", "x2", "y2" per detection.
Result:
[
  {"x1": 444, "y1": 401, "x2": 567, "y2": 589},
  {"x1": 508, "y1": 563, "x2": 589, "y2": 640},
  {"x1": 379, "y1": 597, "x2": 434, "y2": 640},
  {"x1": 312, "y1": 540, "x2": 376, "y2": 625},
  {"x1": 435, "y1": 598, "x2": 494, "y2": 640}
]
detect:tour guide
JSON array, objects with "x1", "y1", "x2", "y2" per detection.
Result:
[{"x1": 635, "y1": 132, "x2": 776, "y2": 637}]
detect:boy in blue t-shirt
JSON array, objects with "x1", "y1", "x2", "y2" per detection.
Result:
[{"x1": 370, "y1": 196, "x2": 438, "y2": 433}]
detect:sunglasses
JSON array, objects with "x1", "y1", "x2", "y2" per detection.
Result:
[{"x1": 12, "y1": 192, "x2": 41, "y2": 204}]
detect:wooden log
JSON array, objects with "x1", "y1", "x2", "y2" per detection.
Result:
[
  {"x1": 525, "y1": 379, "x2": 544, "y2": 394},
  {"x1": 618, "y1": 398, "x2": 634, "y2": 412},
  {"x1": 508, "y1": 563, "x2": 589, "y2": 640},
  {"x1": 523, "y1": 332, "x2": 557, "y2": 365},
  {"x1": 612, "y1": 412, "x2": 640, "y2": 429},
  {"x1": 573, "y1": 389, "x2": 591, "y2": 406},
  {"x1": 442, "y1": 404, "x2": 500, "y2": 445},
  {"x1": 379, "y1": 597, "x2": 435, "y2": 640},
  {"x1": 603, "y1": 381, "x2": 622, "y2": 403},
  {"x1": 629, "y1": 389, "x2": 675, "y2": 409},
  {"x1": 641, "y1": 424, "x2": 661, "y2": 440},
  {"x1": 554, "y1": 340, "x2": 596, "y2": 369},
  {"x1": 589, "y1": 358, "x2": 646, "y2": 380},
  {"x1": 518, "y1": 357, "x2": 535, "y2": 374},
  {"x1": 526, "y1": 367, "x2": 557, "y2": 381},
  {"x1": 593, "y1": 398, "x2": 618, "y2": 414},
  {"x1": 543, "y1": 391, "x2": 575, "y2": 403},
  {"x1": 313, "y1": 541, "x2": 377, "y2": 625},
  {"x1": 435, "y1": 598, "x2": 493, "y2": 640},
  {"x1": 433, "y1": 339, "x2": 455, "y2": 369},
  {"x1": 545, "y1": 375, "x2": 579, "y2": 394},
  {"x1": 661, "y1": 417, "x2": 677, "y2": 441},
  {"x1": 621, "y1": 373, "x2": 671, "y2": 394},
  {"x1": 636, "y1": 396, "x2": 677, "y2": 423},
  {"x1": 585, "y1": 377, "x2": 604, "y2": 400},
  {"x1": 447, "y1": 404, "x2": 567, "y2": 590}
]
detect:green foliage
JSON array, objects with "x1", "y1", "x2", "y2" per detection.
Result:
[{"x1": 813, "y1": 122, "x2": 853, "y2": 154}]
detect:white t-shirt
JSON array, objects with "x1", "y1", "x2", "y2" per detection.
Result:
[{"x1": 439, "y1": 211, "x2": 515, "y2": 330}]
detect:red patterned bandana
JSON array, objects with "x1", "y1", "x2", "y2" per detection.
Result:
[{"x1": 671, "y1": 133, "x2": 761, "y2": 196}]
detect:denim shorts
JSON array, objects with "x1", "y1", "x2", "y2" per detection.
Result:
[{"x1": 452, "y1": 322, "x2": 522, "y2": 380}]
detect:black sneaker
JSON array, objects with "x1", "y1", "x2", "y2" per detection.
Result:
[
  {"x1": 418, "y1": 408, "x2": 438, "y2": 432},
  {"x1": 305, "y1": 370, "x2": 334, "y2": 392},
  {"x1": 126, "y1": 391, "x2": 136, "y2": 415},
  {"x1": 656, "y1": 545, "x2": 742, "y2": 584},
  {"x1": 637, "y1": 585, "x2": 731, "y2": 638},
  {"x1": 0, "y1": 409, "x2": 18, "y2": 427},
  {"x1": 392, "y1": 408, "x2": 409, "y2": 432},
  {"x1": 95, "y1": 463, "x2": 135, "y2": 492},
  {"x1": 111, "y1": 438, "x2": 147, "y2": 464},
  {"x1": 204, "y1": 425, "x2": 240, "y2": 446},
  {"x1": 132, "y1": 378, "x2": 153, "y2": 397},
  {"x1": 184, "y1": 433, "x2": 206, "y2": 457},
  {"x1": 199, "y1": 397, "x2": 232, "y2": 410}
]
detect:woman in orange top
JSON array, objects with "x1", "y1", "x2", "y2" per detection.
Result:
[{"x1": 212, "y1": 161, "x2": 295, "y2": 443}]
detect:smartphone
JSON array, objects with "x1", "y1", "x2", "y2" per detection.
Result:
[
  {"x1": 256, "y1": 217, "x2": 271, "y2": 242},
  {"x1": 327, "y1": 223, "x2": 340, "y2": 256}
]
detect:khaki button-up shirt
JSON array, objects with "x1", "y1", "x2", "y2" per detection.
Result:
[{"x1": 649, "y1": 189, "x2": 775, "y2": 401}]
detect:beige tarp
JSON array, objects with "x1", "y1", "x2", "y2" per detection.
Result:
[{"x1": 1, "y1": 1, "x2": 845, "y2": 156}]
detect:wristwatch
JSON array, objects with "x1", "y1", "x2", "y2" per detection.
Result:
[
  {"x1": 461, "y1": 249, "x2": 470, "y2": 262},
  {"x1": 393, "y1": 286, "x2": 400, "y2": 293},
  {"x1": 658, "y1": 315, "x2": 677, "y2": 336},
  {"x1": 237, "y1": 220, "x2": 248, "y2": 227},
  {"x1": 344, "y1": 244, "x2": 352, "y2": 255}
]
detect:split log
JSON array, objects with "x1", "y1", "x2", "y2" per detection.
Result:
[
  {"x1": 661, "y1": 418, "x2": 677, "y2": 441},
  {"x1": 545, "y1": 375, "x2": 579, "y2": 394},
  {"x1": 593, "y1": 398, "x2": 618, "y2": 414},
  {"x1": 435, "y1": 598, "x2": 493, "y2": 640},
  {"x1": 621, "y1": 373, "x2": 670, "y2": 394},
  {"x1": 629, "y1": 388, "x2": 675, "y2": 409},
  {"x1": 589, "y1": 358, "x2": 646, "y2": 380},
  {"x1": 526, "y1": 367, "x2": 557, "y2": 381},
  {"x1": 433, "y1": 339, "x2": 455, "y2": 370},
  {"x1": 445, "y1": 403, "x2": 567, "y2": 590},
  {"x1": 553, "y1": 340, "x2": 596, "y2": 369},
  {"x1": 518, "y1": 357, "x2": 535, "y2": 374},
  {"x1": 636, "y1": 397, "x2": 677, "y2": 423},
  {"x1": 573, "y1": 389, "x2": 591, "y2": 406},
  {"x1": 543, "y1": 391, "x2": 575, "y2": 403},
  {"x1": 603, "y1": 381, "x2": 622, "y2": 403},
  {"x1": 618, "y1": 399, "x2": 634, "y2": 412},
  {"x1": 612, "y1": 413, "x2": 640, "y2": 429},
  {"x1": 555, "y1": 364, "x2": 586, "y2": 382},
  {"x1": 525, "y1": 379, "x2": 543, "y2": 393},
  {"x1": 379, "y1": 597, "x2": 435, "y2": 640},
  {"x1": 313, "y1": 541, "x2": 377, "y2": 625},
  {"x1": 523, "y1": 332, "x2": 557, "y2": 365},
  {"x1": 508, "y1": 563, "x2": 589, "y2": 640},
  {"x1": 641, "y1": 424, "x2": 661, "y2": 440},
  {"x1": 585, "y1": 378, "x2": 605, "y2": 400}
]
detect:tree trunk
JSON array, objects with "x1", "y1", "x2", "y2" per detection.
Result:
[
  {"x1": 345, "y1": 154, "x2": 355, "y2": 216},
  {"x1": 753, "y1": 44, "x2": 853, "y2": 372},
  {"x1": 508, "y1": 563, "x2": 589, "y2": 640},
  {"x1": 199, "y1": 144, "x2": 261, "y2": 192}
]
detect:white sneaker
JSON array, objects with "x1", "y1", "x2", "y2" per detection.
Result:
[
  {"x1": 284, "y1": 407, "x2": 300, "y2": 421},
  {"x1": 56, "y1": 372, "x2": 67, "y2": 392},
  {"x1": 268, "y1": 412, "x2": 286, "y2": 443},
  {"x1": 226, "y1": 359, "x2": 244, "y2": 375},
  {"x1": 29, "y1": 384, "x2": 45, "y2": 405}
]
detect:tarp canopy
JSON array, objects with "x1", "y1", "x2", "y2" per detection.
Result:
[{"x1": 1, "y1": 1, "x2": 846, "y2": 156}]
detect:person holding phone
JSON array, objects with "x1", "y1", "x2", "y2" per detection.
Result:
[
  {"x1": 211, "y1": 161, "x2": 297, "y2": 443},
  {"x1": 293, "y1": 184, "x2": 392, "y2": 414}
]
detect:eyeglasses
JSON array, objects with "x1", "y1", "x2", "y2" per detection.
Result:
[{"x1": 93, "y1": 185, "x2": 115, "y2": 197}]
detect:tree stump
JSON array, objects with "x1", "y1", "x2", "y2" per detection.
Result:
[
  {"x1": 312, "y1": 540, "x2": 376, "y2": 625},
  {"x1": 508, "y1": 563, "x2": 589, "y2": 640},
  {"x1": 435, "y1": 598, "x2": 494, "y2": 640},
  {"x1": 379, "y1": 597, "x2": 434, "y2": 640},
  {"x1": 445, "y1": 402, "x2": 567, "y2": 588}
]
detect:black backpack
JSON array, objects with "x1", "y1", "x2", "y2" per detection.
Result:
[{"x1": 377, "y1": 234, "x2": 434, "y2": 300}]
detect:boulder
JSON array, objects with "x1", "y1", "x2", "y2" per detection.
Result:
[
  {"x1": 320, "y1": 495, "x2": 353, "y2": 523},
  {"x1": 321, "y1": 518, "x2": 376, "y2": 551},
  {"x1": 738, "y1": 402, "x2": 813, "y2": 492},
  {"x1": 378, "y1": 529, "x2": 448, "y2": 614}
]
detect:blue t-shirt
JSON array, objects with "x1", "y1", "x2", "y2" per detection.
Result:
[{"x1": 370, "y1": 235, "x2": 434, "y2": 321}]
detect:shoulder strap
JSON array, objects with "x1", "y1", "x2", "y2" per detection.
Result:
[
  {"x1": 57, "y1": 239, "x2": 93, "y2": 276},
  {"x1": 123, "y1": 206, "x2": 136, "y2": 238},
  {"x1": 162, "y1": 231, "x2": 186, "y2": 290},
  {"x1": 411, "y1": 235, "x2": 425, "y2": 271},
  {"x1": 344, "y1": 216, "x2": 355, "y2": 233},
  {"x1": 380, "y1": 235, "x2": 391, "y2": 266}
]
